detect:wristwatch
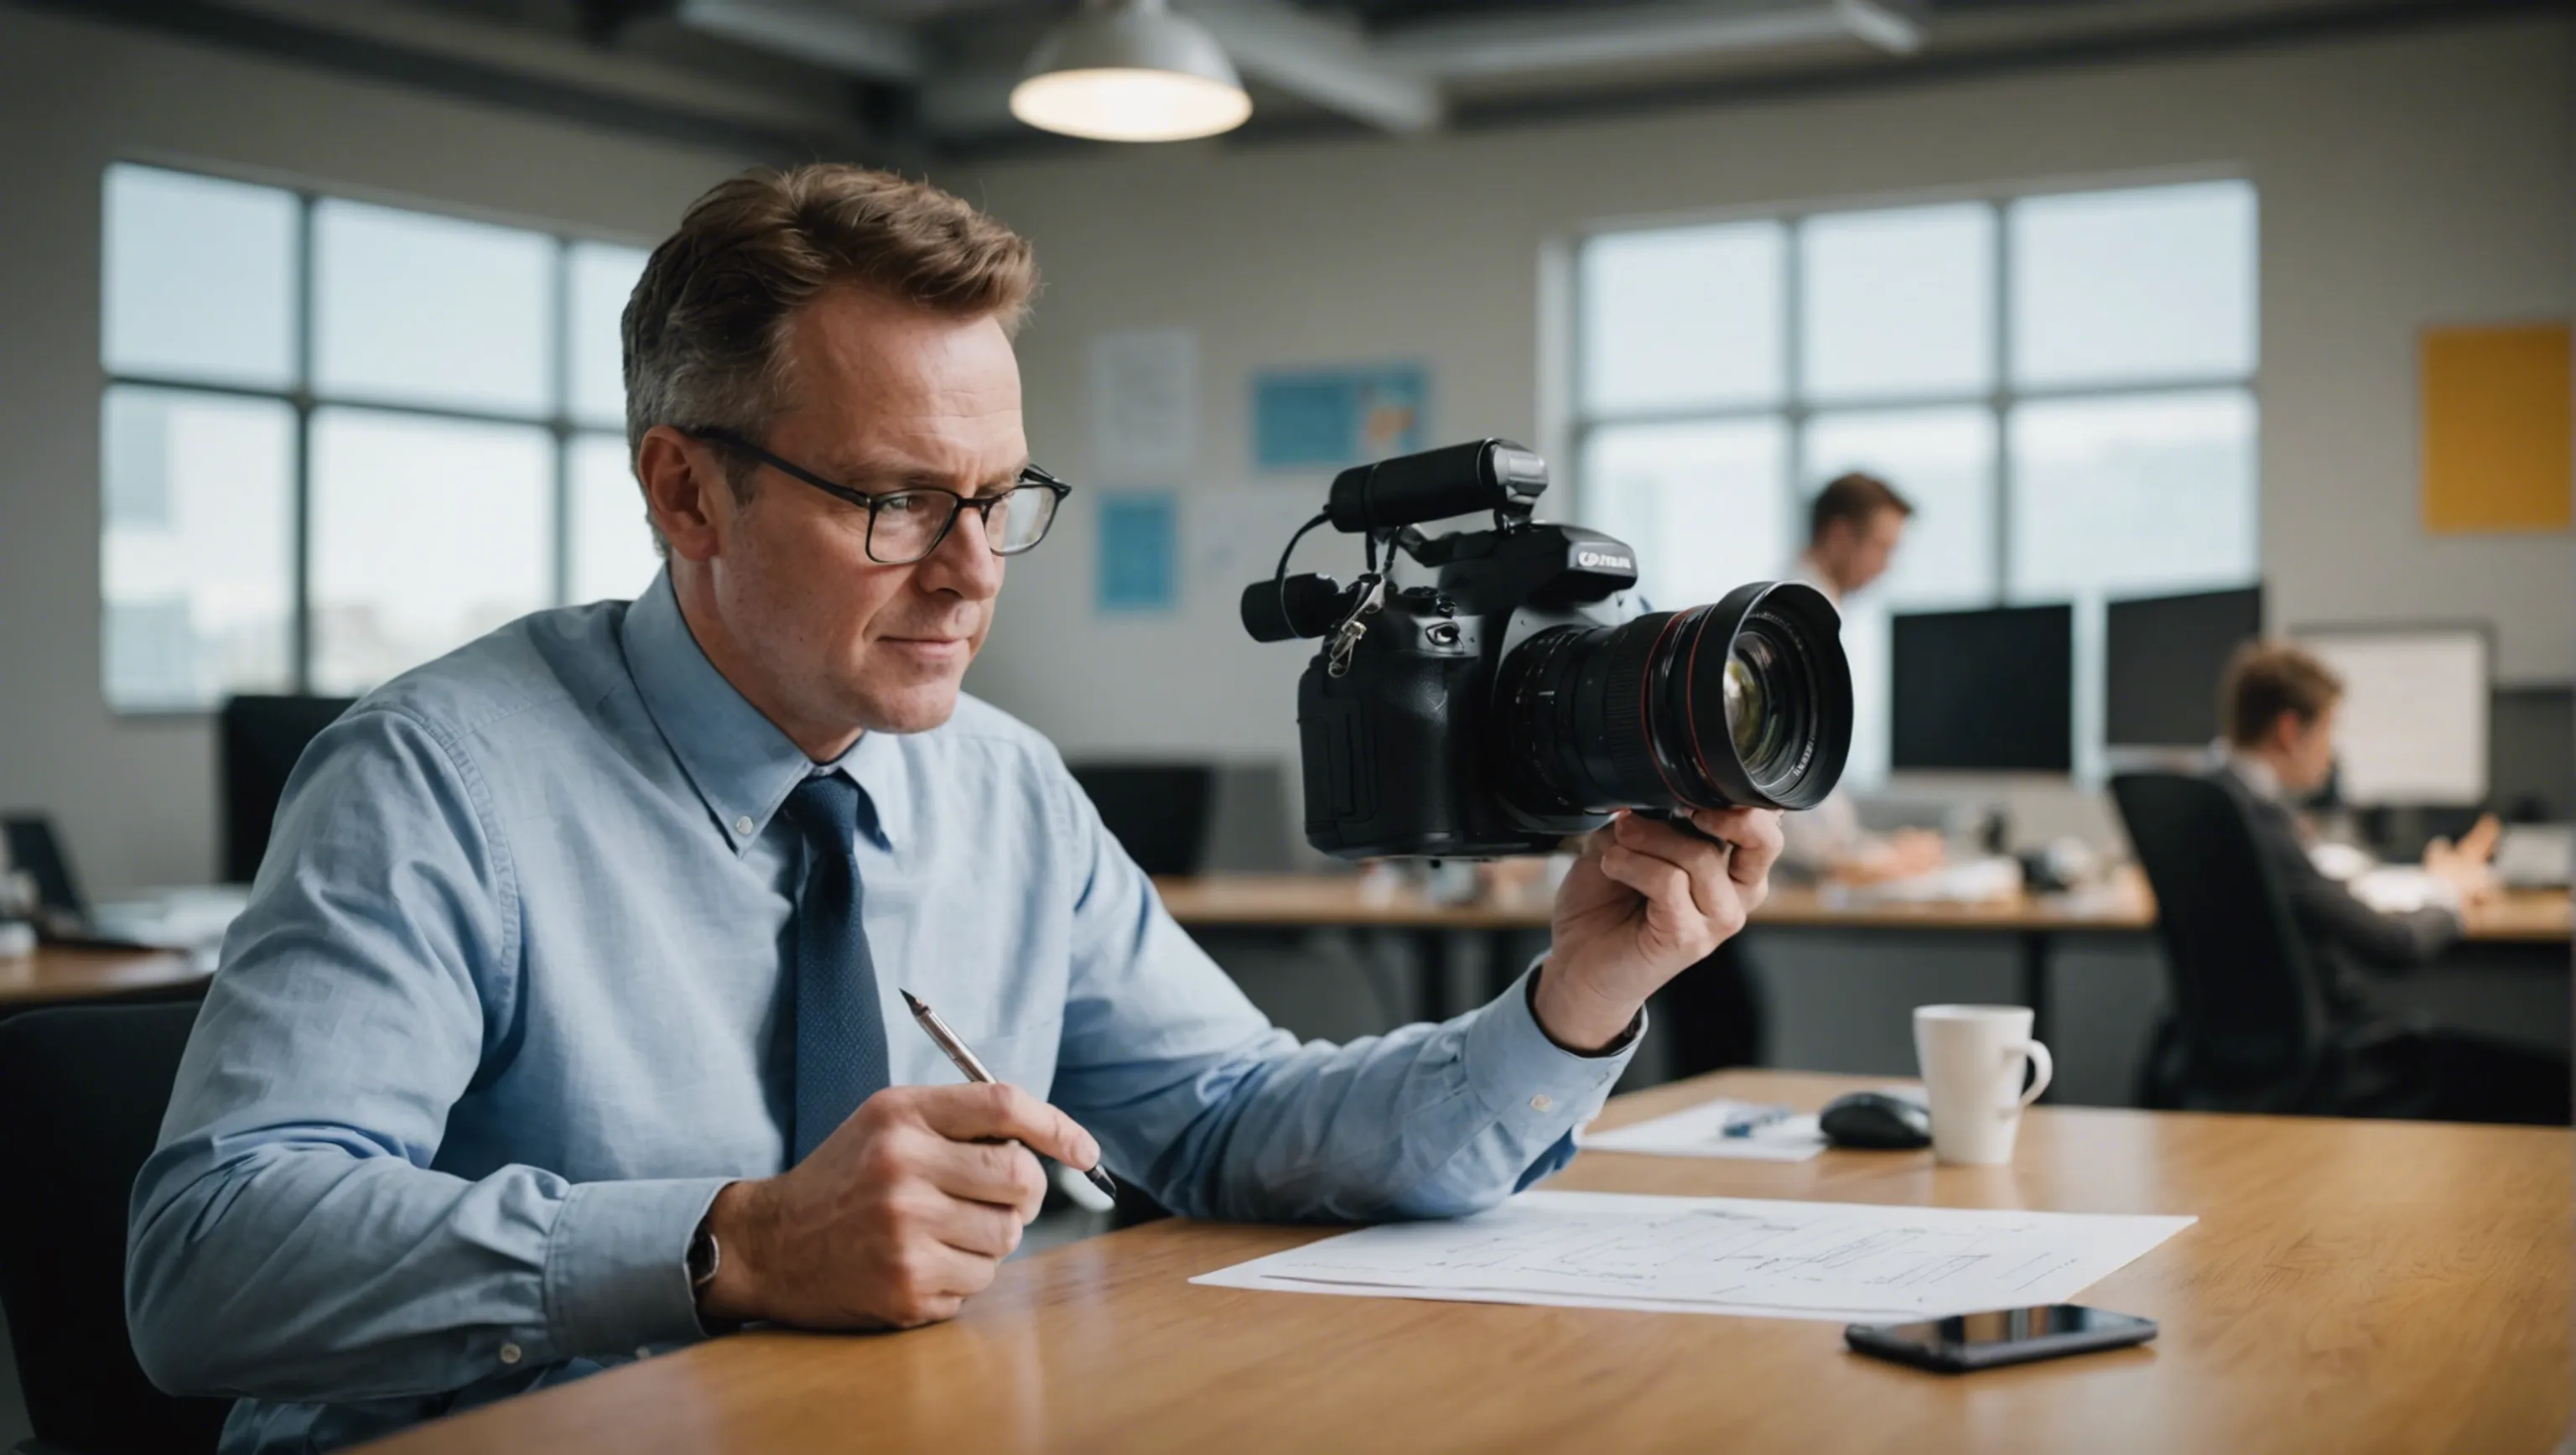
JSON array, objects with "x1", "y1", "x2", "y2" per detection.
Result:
[{"x1": 687, "y1": 1222, "x2": 721, "y2": 1297}]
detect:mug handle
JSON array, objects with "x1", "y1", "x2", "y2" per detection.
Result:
[{"x1": 2005, "y1": 1039, "x2": 2054, "y2": 1114}]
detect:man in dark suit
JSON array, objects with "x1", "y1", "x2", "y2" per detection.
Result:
[{"x1": 2207, "y1": 641, "x2": 2568, "y2": 1124}]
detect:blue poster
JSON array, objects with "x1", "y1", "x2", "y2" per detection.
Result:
[
  {"x1": 1253, "y1": 364, "x2": 1428, "y2": 471},
  {"x1": 1096, "y1": 492, "x2": 1177, "y2": 613}
]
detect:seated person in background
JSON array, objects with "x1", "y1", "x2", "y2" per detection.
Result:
[
  {"x1": 1779, "y1": 471, "x2": 1944, "y2": 884},
  {"x1": 2206, "y1": 640, "x2": 2565, "y2": 1124},
  {"x1": 125, "y1": 164, "x2": 1784, "y2": 1454}
]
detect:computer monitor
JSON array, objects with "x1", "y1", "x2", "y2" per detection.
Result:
[
  {"x1": 1891, "y1": 605, "x2": 2075, "y2": 773},
  {"x1": 220, "y1": 695, "x2": 357, "y2": 883},
  {"x1": 2104, "y1": 585, "x2": 2265, "y2": 749},
  {"x1": 1067, "y1": 763, "x2": 1215, "y2": 877},
  {"x1": 2293, "y1": 626, "x2": 2490, "y2": 807}
]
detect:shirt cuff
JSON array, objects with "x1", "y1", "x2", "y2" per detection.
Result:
[
  {"x1": 544, "y1": 1177, "x2": 733, "y2": 1359},
  {"x1": 1460, "y1": 965, "x2": 1643, "y2": 1137}
]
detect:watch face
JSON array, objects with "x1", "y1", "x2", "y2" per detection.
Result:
[{"x1": 688, "y1": 1228, "x2": 719, "y2": 1288}]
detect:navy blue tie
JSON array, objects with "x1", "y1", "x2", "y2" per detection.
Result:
[{"x1": 782, "y1": 773, "x2": 889, "y2": 1165}]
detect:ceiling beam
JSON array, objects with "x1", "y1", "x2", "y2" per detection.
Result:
[
  {"x1": 36, "y1": 0, "x2": 878, "y2": 158},
  {"x1": 673, "y1": 0, "x2": 925, "y2": 84},
  {"x1": 1183, "y1": 0, "x2": 1446, "y2": 133},
  {"x1": 1376, "y1": 0, "x2": 1925, "y2": 80}
]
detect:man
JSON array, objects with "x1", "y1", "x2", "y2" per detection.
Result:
[
  {"x1": 2207, "y1": 640, "x2": 2566, "y2": 1123},
  {"x1": 1779, "y1": 472, "x2": 1944, "y2": 884},
  {"x1": 126, "y1": 165, "x2": 1784, "y2": 1452}
]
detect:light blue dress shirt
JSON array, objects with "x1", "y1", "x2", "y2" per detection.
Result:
[{"x1": 127, "y1": 573, "x2": 1637, "y2": 1453}]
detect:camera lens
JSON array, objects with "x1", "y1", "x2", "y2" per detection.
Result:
[{"x1": 1493, "y1": 581, "x2": 1851, "y2": 816}]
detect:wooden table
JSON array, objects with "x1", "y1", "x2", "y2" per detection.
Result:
[
  {"x1": 0, "y1": 943, "x2": 205, "y2": 1011},
  {"x1": 359, "y1": 1070, "x2": 2574, "y2": 1455}
]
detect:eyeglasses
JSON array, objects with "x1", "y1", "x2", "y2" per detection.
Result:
[{"x1": 687, "y1": 428, "x2": 1072, "y2": 566}]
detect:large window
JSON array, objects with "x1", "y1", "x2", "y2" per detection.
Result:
[
  {"x1": 1574, "y1": 179, "x2": 2258, "y2": 782},
  {"x1": 100, "y1": 164, "x2": 663, "y2": 711}
]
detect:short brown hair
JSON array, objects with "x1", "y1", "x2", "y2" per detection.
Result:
[
  {"x1": 2220, "y1": 640, "x2": 2344, "y2": 746},
  {"x1": 621, "y1": 164, "x2": 1038, "y2": 471},
  {"x1": 1809, "y1": 471, "x2": 1914, "y2": 546}
]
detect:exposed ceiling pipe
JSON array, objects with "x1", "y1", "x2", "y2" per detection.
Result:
[
  {"x1": 1376, "y1": 0, "x2": 1925, "y2": 79},
  {"x1": 674, "y1": 0, "x2": 926, "y2": 83}
]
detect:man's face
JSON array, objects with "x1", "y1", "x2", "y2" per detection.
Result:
[
  {"x1": 2277, "y1": 703, "x2": 2340, "y2": 795},
  {"x1": 1823, "y1": 507, "x2": 1908, "y2": 596},
  {"x1": 697, "y1": 287, "x2": 1025, "y2": 737}
]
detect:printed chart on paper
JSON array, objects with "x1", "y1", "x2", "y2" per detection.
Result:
[{"x1": 1193, "y1": 1190, "x2": 2194, "y2": 1322}]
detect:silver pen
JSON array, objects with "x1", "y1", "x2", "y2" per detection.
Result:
[{"x1": 900, "y1": 988, "x2": 1119, "y2": 1201}]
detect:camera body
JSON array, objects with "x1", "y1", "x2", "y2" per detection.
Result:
[
  {"x1": 1244, "y1": 439, "x2": 1850, "y2": 861},
  {"x1": 1297, "y1": 519, "x2": 1644, "y2": 858}
]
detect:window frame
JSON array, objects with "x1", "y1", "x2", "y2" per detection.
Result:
[
  {"x1": 99, "y1": 159, "x2": 654, "y2": 715},
  {"x1": 1564, "y1": 174, "x2": 2262, "y2": 779}
]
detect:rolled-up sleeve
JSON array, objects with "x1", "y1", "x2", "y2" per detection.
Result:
[
  {"x1": 1042, "y1": 767, "x2": 1637, "y2": 1225},
  {"x1": 126, "y1": 707, "x2": 722, "y2": 1403}
]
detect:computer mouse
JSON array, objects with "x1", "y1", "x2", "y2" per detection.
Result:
[{"x1": 1819, "y1": 1090, "x2": 1933, "y2": 1150}]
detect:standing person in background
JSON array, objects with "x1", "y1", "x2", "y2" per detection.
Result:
[
  {"x1": 1780, "y1": 472, "x2": 1945, "y2": 885},
  {"x1": 1658, "y1": 471, "x2": 1925, "y2": 1079}
]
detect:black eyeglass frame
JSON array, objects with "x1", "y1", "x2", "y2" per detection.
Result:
[{"x1": 686, "y1": 427, "x2": 1073, "y2": 565}]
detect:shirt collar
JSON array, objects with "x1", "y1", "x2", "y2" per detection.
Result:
[
  {"x1": 621, "y1": 571, "x2": 903, "y2": 855},
  {"x1": 1790, "y1": 552, "x2": 1842, "y2": 608},
  {"x1": 2225, "y1": 746, "x2": 2285, "y2": 803}
]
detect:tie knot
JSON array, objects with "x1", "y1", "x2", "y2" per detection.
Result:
[{"x1": 784, "y1": 772, "x2": 865, "y2": 851}]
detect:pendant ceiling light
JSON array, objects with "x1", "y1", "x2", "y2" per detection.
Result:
[{"x1": 1010, "y1": 0, "x2": 1254, "y2": 143}]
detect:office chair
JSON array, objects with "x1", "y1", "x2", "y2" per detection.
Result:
[
  {"x1": 218, "y1": 695, "x2": 355, "y2": 884},
  {"x1": 2110, "y1": 772, "x2": 2438, "y2": 1116},
  {"x1": 0, "y1": 1002, "x2": 231, "y2": 1455},
  {"x1": 2, "y1": 815, "x2": 90, "y2": 938},
  {"x1": 1067, "y1": 763, "x2": 1216, "y2": 877}
]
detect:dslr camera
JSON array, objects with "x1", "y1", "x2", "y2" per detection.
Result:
[{"x1": 1241, "y1": 439, "x2": 1853, "y2": 859}]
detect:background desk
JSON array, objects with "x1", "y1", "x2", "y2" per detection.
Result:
[
  {"x1": 356, "y1": 1070, "x2": 2573, "y2": 1455},
  {"x1": 1155, "y1": 872, "x2": 2570, "y2": 1039},
  {"x1": 0, "y1": 946, "x2": 204, "y2": 1016}
]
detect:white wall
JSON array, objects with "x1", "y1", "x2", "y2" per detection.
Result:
[
  {"x1": 953, "y1": 16, "x2": 2575, "y2": 808},
  {"x1": 0, "y1": 11, "x2": 2567, "y2": 892},
  {"x1": 0, "y1": 6, "x2": 760, "y2": 894}
]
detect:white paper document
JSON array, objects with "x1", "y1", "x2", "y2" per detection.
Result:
[
  {"x1": 1580, "y1": 1100, "x2": 1827, "y2": 1161},
  {"x1": 1193, "y1": 1191, "x2": 2194, "y2": 1322}
]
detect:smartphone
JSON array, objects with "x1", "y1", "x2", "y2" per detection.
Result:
[{"x1": 1845, "y1": 1305, "x2": 2157, "y2": 1373}]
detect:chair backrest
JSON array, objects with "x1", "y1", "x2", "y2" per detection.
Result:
[
  {"x1": 219, "y1": 695, "x2": 356, "y2": 884},
  {"x1": 0, "y1": 1002, "x2": 231, "y2": 1455},
  {"x1": 2109, "y1": 772, "x2": 2330, "y2": 1103},
  {"x1": 1068, "y1": 763, "x2": 1216, "y2": 877},
  {"x1": 3, "y1": 813, "x2": 89, "y2": 930}
]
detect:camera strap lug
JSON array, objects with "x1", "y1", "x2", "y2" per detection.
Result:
[{"x1": 1325, "y1": 573, "x2": 1388, "y2": 678}]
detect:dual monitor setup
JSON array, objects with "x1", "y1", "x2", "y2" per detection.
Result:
[{"x1": 1891, "y1": 586, "x2": 2503, "y2": 811}]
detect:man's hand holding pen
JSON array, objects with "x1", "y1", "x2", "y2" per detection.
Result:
[{"x1": 696, "y1": 1083, "x2": 1105, "y2": 1330}]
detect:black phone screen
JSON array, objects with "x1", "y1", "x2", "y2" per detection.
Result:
[{"x1": 1846, "y1": 1304, "x2": 2157, "y2": 1372}]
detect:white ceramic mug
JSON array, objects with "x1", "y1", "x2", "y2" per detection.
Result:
[{"x1": 1913, "y1": 1005, "x2": 2054, "y2": 1166}]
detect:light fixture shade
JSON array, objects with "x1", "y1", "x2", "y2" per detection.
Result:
[{"x1": 1010, "y1": 0, "x2": 1253, "y2": 143}]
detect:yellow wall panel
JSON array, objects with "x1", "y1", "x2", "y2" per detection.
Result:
[{"x1": 2421, "y1": 322, "x2": 2573, "y2": 533}]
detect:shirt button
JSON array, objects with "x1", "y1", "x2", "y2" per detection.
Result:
[
  {"x1": 498, "y1": 1342, "x2": 522, "y2": 1365},
  {"x1": 733, "y1": 815, "x2": 756, "y2": 836},
  {"x1": 636, "y1": 1345, "x2": 653, "y2": 1360},
  {"x1": 1530, "y1": 1094, "x2": 1554, "y2": 1112}
]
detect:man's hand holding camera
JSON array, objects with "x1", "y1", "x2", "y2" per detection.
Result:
[{"x1": 1535, "y1": 807, "x2": 1784, "y2": 1052}]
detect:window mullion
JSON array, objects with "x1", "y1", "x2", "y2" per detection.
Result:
[
  {"x1": 1782, "y1": 216, "x2": 1805, "y2": 562},
  {"x1": 552, "y1": 239, "x2": 574, "y2": 607},
  {"x1": 292, "y1": 190, "x2": 318, "y2": 696},
  {"x1": 1992, "y1": 197, "x2": 2012, "y2": 610}
]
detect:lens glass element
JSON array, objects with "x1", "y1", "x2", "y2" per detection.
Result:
[
  {"x1": 1492, "y1": 582, "x2": 1852, "y2": 817},
  {"x1": 1725, "y1": 626, "x2": 1808, "y2": 788}
]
